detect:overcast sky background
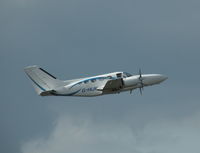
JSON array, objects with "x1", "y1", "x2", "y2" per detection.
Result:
[{"x1": 1, "y1": 0, "x2": 200, "y2": 153}]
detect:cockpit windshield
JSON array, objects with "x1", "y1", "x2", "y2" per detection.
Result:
[{"x1": 123, "y1": 72, "x2": 132, "y2": 78}]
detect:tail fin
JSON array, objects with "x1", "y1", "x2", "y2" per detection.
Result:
[{"x1": 24, "y1": 65, "x2": 64, "y2": 96}]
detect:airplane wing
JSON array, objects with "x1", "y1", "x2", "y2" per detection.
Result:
[{"x1": 97, "y1": 78, "x2": 124, "y2": 91}]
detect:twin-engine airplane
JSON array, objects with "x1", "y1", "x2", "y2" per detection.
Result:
[{"x1": 24, "y1": 66, "x2": 168, "y2": 97}]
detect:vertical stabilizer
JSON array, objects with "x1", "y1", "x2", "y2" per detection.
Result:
[{"x1": 24, "y1": 65, "x2": 64, "y2": 96}]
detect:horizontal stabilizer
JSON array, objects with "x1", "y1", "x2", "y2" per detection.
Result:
[{"x1": 40, "y1": 90, "x2": 56, "y2": 96}]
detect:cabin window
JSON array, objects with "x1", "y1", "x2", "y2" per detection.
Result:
[
  {"x1": 91, "y1": 79, "x2": 96, "y2": 83},
  {"x1": 107, "y1": 76, "x2": 112, "y2": 79},
  {"x1": 78, "y1": 82, "x2": 82, "y2": 85},
  {"x1": 84, "y1": 80, "x2": 89, "y2": 84},
  {"x1": 99, "y1": 77, "x2": 105, "y2": 81},
  {"x1": 116, "y1": 73, "x2": 122, "y2": 78}
]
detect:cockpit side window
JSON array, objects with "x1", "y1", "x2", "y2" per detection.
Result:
[{"x1": 123, "y1": 72, "x2": 132, "y2": 78}]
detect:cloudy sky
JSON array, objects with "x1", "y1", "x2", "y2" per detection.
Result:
[{"x1": 1, "y1": 0, "x2": 200, "y2": 153}]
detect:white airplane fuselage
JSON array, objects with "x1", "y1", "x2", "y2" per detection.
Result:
[
  {"x1": 24, "y1": 66, "x2": 168, "y2": 97},
  {"x1": 52, "y1": 72, "x2": 167, "y2": 97}
]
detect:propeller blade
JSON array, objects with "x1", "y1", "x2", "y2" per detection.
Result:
[
  {"x1": 139, "y1": 87, "x2": 142, "y2": 95},
  {"x1": 139, "y1": 69, "x2": 142, "y2": 79},
  {"x1": 138, "y1": 68, "x2": 144, "y2": 95}
]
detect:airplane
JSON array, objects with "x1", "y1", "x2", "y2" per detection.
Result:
[{"x1": 24, "y1": 65, "x2": 168, "y2": 97}]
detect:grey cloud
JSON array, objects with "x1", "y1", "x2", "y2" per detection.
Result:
[{"x1": 21, "y1": 109, "x2": 200, "y2": 153}]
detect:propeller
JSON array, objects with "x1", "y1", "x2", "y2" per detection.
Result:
[{"x1": 138, "y1": 69, "x2": 144, "y2": 95}]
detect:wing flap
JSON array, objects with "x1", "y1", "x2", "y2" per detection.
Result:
[{"x1": 98, "y1": 78, "x2": 123, "y2": 91}]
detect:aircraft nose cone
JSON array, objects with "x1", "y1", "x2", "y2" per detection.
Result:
[
  {"x1": 142, "y1": 74, "x2": 168, "y2": 86},
  {"x1": 160, "y1": 75, "x2": 168, "y2": 82},
  {"x1": 156, "y1": 75, "x2": 168, "y2": 84}
]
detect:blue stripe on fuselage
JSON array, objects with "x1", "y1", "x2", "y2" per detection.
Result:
[
  {"x1": 70, "y1": 76, "x2": 109, "y2": 89},
  {"x1": 53, "y1": 89, "x2": 81, "y2": 96}
]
